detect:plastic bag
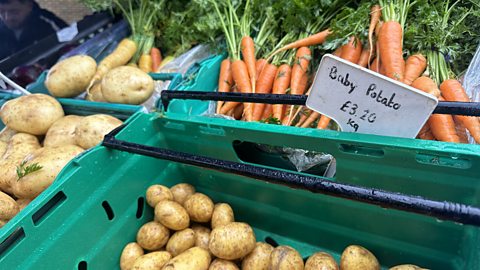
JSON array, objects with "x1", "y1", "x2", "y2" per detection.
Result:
[{"x1": 460, "y1": 43, "x2": 480, "y2": 144}]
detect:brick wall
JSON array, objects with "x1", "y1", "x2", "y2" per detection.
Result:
[{"x1": 36, "y1": 0, "x2": 92, "y2": 24}]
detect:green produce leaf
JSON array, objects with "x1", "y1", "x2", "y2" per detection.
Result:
[{"x1": 16, "y1": 161, "x2": 43, "y2": 180}]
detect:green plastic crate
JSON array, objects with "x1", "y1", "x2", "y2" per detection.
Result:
[{"x1": 0, "y1": 111, "x2": 478, "y2": 269}]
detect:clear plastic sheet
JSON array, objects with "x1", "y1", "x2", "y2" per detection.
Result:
[{"x1": 460, "y1": 43, "x2": 480, "y2": 144}]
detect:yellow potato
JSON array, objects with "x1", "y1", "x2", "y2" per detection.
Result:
[
  {"x1": 166, "y1": 228, "x2": 195, "y2": 257},
  {"x1": 170, "y1": 183, "x2": 195, "y2": 205},
  {"x1": 340, "y1": 245, "x2": 380, "y2": 270},
  {"x1": 16, "y1": 199, "x2": 31, "y2": 211},
  {"x1": 45, "y1": 55, "x2": 97, "y2": 98},
  {"x1": 101, "y1": 66, "x2": 155, "y2": 105},
  {"x1": 120, "y1": 242, "x2": 144, "y2": 270},
  {"x1": 209, "y1": 222, "x2": 256, "y2": 260},
  {"x1": 0, "y1": 191, "x2": 19, "y2": 220},
  {"x1": 241, "y1": 242, "x2": 274, "y2": 270},
  {"x1": 209, "y1": 259, "x2": 239, "y2": 270},
  {"x1": 154, "y1": 200, "x2": 190, "y2": 230},
  {"x1": 132, "y1": 251, "x2": 171, "y2": 270},
  {"x1": 191, "y1": 224, "x2": 210, "y2": 250},
  {"x1": 0, "y1": 127, "x2": 17, "y2": 143},
  {"x1": 184, "y1": 193, "x2": 214, "y2": 223},
  {"x1": 136, "y1": 221, "x2": 170, "y2": 251},
  {"x1": 146, "y1": 184, "x2": 173, "y2": 208},
  {"x1": 0, "y1": 141, "x2": 6, "y2": 157},
  {"x1": 44, "y1": 115, "x2": 84, "y2": 148},
  {"x1": 389, "y1": 265, "x2": 428, "y2": 270},
  {"x1": 269, "y1": 246, "x2": 304, "y2": 270},
  {"x1": 0, "y1": 219, "x2": 7, "y2": 228},
  {"x1": 75, "y1": 114, "x2": 122, "y2": 149},
  {"x1": 305, "y1": 252, "x2": 338, "y2": 270},
  {"x1": 1, "y1": 94, "x2": 64, "y2": 135},
  {"x1": 162, "y1": 247, "x2": 211, "y2": 270},
  {"x1": 86, "y1": 82, "x2": 107, "y2": 102},
  {"x1": 211, "y1": 203, "x2": 234, "y2": 229}
]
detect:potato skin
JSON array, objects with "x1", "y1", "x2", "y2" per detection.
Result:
[
  {"x1": 389, "y1": 265, "x2": 428, "y2": 270},
  {"x1": 191, "y1": 224, "x2": 211, "y2": 250},
  {"x1": 154, "y1": 200, "x2": 190, "y2": 230},
  {"x1": 44, "y1": 115, "x2": 84, "y2": 148},
  {"x1": 209, "y1": 259, "x2": 239, "y2": 270},
  {"x1": 241, "y1": 242, "x2": 274, "y2": 270},
  {"x1": 132, "y1": 251, "x2": 171, "y2": 270},
  {"x1": 340, "y1": 245, "x2": 380, "y2": 270},
  {"x1": 211, "y1": 203, "x2": 234, "y2": 229},
  {"x1": 184, "y1": 193, "x2": 214, "y2": 223},
  {"x1": 120, "y1": 242, "x2": 144, "y2": 270},
  {"x1": 1, "y1": 94, "x2": 64, "y2": 135},
  {"x1": 45, "y1": 55, "x2": 97, "y2": 98},
  {"x1": 146, "y1": 185, "x2": 173, "y2": 208},
  {"x1": 86, "y1": 82, "x2": 107, "y2": 102},
  {"x1": 0, "y1": 191, "x2": 19, "y2": 220},
  {"x1": 269, "y1": 246, "x2": 304, "y2": 270},
  {"x1": 162, "y1": 247, "x2": 211, "y2": 270},
  {"x1": 75, "y1": 114, "x2": 122, "y2": 149},
  {"x1": 0, "y1": 127, "x2": 17, "y2": 143},
  {"x1": 16, "y1": 199, "x2": 31, "y2": 211},
  {"x1": 166, "y1": 228, "x2": 195, "y2": 257},
  {"x1": 170, "y1": 183, "x2": 195, "y2": 205},
  {"x1": 101, "y1": 66, "x2": 154, "y2": 105},
  {"x1": 305, "y1": 252, "x2": 338, "y2": 270},
  {"x1": 136, "y1": 221, "x2": 170, "y2": 251},
  {"x1": 209, "y1": 222, "x2": 256, "y2": 260}
]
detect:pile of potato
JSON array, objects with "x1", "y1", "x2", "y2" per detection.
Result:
[
  {"x1": 120, "y1": 183, "x2": 427, "y2": 270},
  {"x1": 0, "y1": 94, "x2": 122, "y2": 228}
]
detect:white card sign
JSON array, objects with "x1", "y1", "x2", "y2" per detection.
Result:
[{"x1": 306, "y1": 54, "x2": 438, "y2": 138}]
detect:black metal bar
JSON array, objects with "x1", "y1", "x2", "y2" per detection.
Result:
[
  {"x1": 160, "y1": 91, "x2": 480, "y2": 116},
  {"x1": 102, "y1": 129, "x2": 480, "y2": 226}
]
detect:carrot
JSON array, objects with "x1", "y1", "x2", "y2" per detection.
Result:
[
  {"x1": 411, "y1": 76, "x2": 441, "y2": 98},
  {"x1": 216, "y1": 59, "x2": 233, "y2": 114},
  {"x1": 272, "y1": 64, "x2": 292, "y2": 121},
  {"x1": 253, "y1": 63, "x2": 278, "y2": 121},
  {"x1": 317, "y1": 115, "x2": 331, "y2": 129},
  {"x1": 427, "y1": 97, "x2": 460, "y2": 143},
  {"x1": 370, "y1": 57, "x2": 380, "y2": 73},
  {"x1": 357, "y1": 48, "x2": 370, "y2": 67},
  {"x1": 270, "y1": 29, "x2": 331, "y2": 58},
  {"x1": 295, "y1": 109, "x2": 311, "y2": 127},
  {"x1": 283, "y1": 74, "x2": 309, "y2": 126},
  {"x1": 284, "y1": 47, "x2": 311, "y2": 125},
  {"x1": 333, "y1": 46, "x2": 343, "y2": 57},
  {"x1": 380, "y1": 61, "x2": 387, "y2": 76},
  {"x1": 417, "y1": 124, "x2": 435, "y2": 140},
  {"x1": 368, "y1": 5, "x2": 382, "y2": 63},
  {"x1": 301, "y1": 112, "x2": 320, "y2": 128},
  {"x1": 256, "y1": 59, "x2": 267, "y2": 75},
  {"x1": 221, "y1": 60, "x2": 254, "y2": 121},
  {"x1": 440, "y1": 79, "x2": 480, "y2": 143},
  {"x1": 261, "y1": 104, "x2": 273, "y2": 120},
  {"x1": 233, "y1": 103, "x2": 244, "y2": 120},
  {"x1": 340, "y1": 36, "x2": 363, "y2": 64},
  {"x1": 139, "y1": 54, "x2": 153, "y2": 73},
  {"x1": 151, "y1": 47, "x2": 162, "y2": 72},
  {"x1": 242, "y1": 36, "x2": 257, "y2": 93},
  {"x1": 378, "y1": 21, "x2": 405, "y2": 81},
  {"x1": 403, "y1": 54, "x2": 427, "y2": 85}
]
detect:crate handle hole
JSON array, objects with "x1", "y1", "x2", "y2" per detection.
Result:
[
  {"x1": 0, "y1": 227, "x2": 25, "y2": 257},
  {"x1": 78, "y1": 261, "x2": 88, "y2": 270},
  {"x1": 136, "y1": 197, "x2": 145, "y2": 219},
  {"x1": 102, "y1": 201, "x2": 115, "y2": 220},
  {"x1": 264, "y1": 236, "x2": 279, "y2": 247},
  {"x1": 32, "y1": 191, "x2": 67, "y2": 226}
]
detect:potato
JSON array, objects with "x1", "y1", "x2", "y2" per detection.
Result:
[
  {"x1": 136, "y1": 221, "x2": 170, "y2": 251},
  {"x1": 170, "y1": 183, "x2": 195, "y2": 205},
  {"x1": 0, "y1": 141, "x2": 7, "y2": 157},
  {"x1": 269, "y1": 246, "x2": 304, "y2": 270},
  {"x1": 75, "y1": 114, "x2": 122, "y2": 149},
  {"x1": 0, "y1": 219, "x2": 7, "y2": 228},
  {"x1": 45, "y1": 55, "x2": 97, "y2": 98},
  {"x1": 166, "y1": 228, "x2": 195, "y2": 256},
  {"x1": 0, "y1": 127, "x2": 17, "y2": 143},
  {"x1": 209, "y1": 259, "x2": 239, "y2": 270},
  {"x1": 211, "y1": 203, "x2": 234, "y2": 229},
  {"x1": 132, "y1": 251, "x2": 171, "y2": 270},
  {"x1": 86, "y1": 82, "x2": 107, "y2": 102},
  {"x1": 191, "y1": 224, "x2": 211, "y2": 250},
  {"x1": 1, "y1": 94, "x2": 64, "y2": 135},
  {"x1": 154, "y1": 200, "x2": 190, "y2": 230},
  {"x1": 44, "y1": 115, "x2": 84, "y2": 148},
  {"x1": 184, "y1": 193, "x2": 214, "y2": 223},
  {"x1": 13, "y1": 145, "x2": 84, "y2": 199},
  {"x1": 305, "y1": 252, "x2": 338, "y2": 270},
  {"x1": 0, "y1": 191, "x2": 19, "y2": 220},
  {"x1": 16, "y1": 199, "x2": 31, "y2": 211},
  {"x1": 120, "y1": 242, "x2": 144, "y2": 270},
  {"x1": 209, "y1": 222, "x2": 256, "y2": 260},
  {"x1": 389, "y1": 265, "x2": 428, "y2": 270},
  {"x1": 146, "y1": 184, "x2": 173, "y2": 208},
  {"x1": 162, "y1": 247, "x2": 211, "y2": 270},
  {"x1": 241, "y1": 242, "x2": 274, "y2": 270},
  {"x1": 101, "y1": 66, "x2": 154, "y2": 105},
  {"x1": 340, "y1": 245, "x2": 380, "y2": 270}
]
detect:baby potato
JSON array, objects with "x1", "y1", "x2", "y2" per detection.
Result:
[
  {"x1": 209, "y1": 222, "x2": 256, "y2": 260},
  {"x1": 184, "y1": 193, "x2": 214, "y2": 223},
  {"x1": 132, "y1": 251, "x2": 171, "y2": 270},
  {"x1": 162, "y1": 247, "x2": 211, "y2": 270},
  {"x1": 209, "y1": 259, "x2": 239, "y2": 270},
  {"x1": 170, "y1": 183, "x2": 195, "y2": 205},
  {"x1": 166, "y1": 228, "x2": 196, "y2": 257},
  {"x1": 269, "y1": 246, "x2": 304, "y2": 270},
  {"x1": 16, "y1": 199, "x2": 31, "y2": 211},
  {"x1": 0, "y1": 191, "x2": 19, "y2": 220},
  {"x1": 390, "y1": 265, "x2": 428, "y2": 270},
  {"x1": 241, "y1": 242, "x2": 274, "y2": 270},
  {"x1": 44, "y1": 115, "x2": 84, "y2": 148},
  {"x1": 146, "y1": 184, "x2": 173, "y2": 208},
  {"x1": 305, "y1": 252, "x2": 338, "y2": 270},
  {"x1": 340, "y1": 245, "x2": 380, "y2": 270},
  {"x1": 154, "y1": 200, "x2": 190, "y2": 230},
  {"x1": 136, "y1": 221, "x2": 170, "y2": 251},
  {"x1": 211, "y1": 203, "x2": 234, "y2": 229},
  {"x1": 191, "y1": 224, "x2": 211, "y2": 250},
  {"x1": 120, "y1": 242, "x2": 144, "y2": 270}
]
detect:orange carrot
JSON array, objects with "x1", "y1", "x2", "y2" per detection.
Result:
[
  {"x1": 357, "y1": 48, "x2": 370, "y2": 67},
  {"x1": 272, "y1": 64, "x2": 292, "y2": 121},
  {"x1": 403, "y1": 54, "x2": 427, "y2": 85},
  {"x1": 301, "y1": 112, "x2": 320, "y2": 128},
  {"x1": 284, "y1": 47, "x2": 311, "y2": 124},
  {"x1": 370, "y1": 57, "x2": 380, "y2": 73},
  {"x1": 333, "y1": 46, "x2": 343, "y2": 57},
  {"x1": 340, "y1": 36, "x2": 363, "y2": 64},
  {"x1": 417, "y1": 124, "x2": 435, "y2": 140},
  {"x1": 256, "y1": 58, "x2": 267, "y2": 75},
  {"x1": 220, "y1": 60, "x2": 253, "y2": 121},
  {"x1": 378, "y1": 21, "x2": 405, "y2": 81},
  {"x1": 368, "y1": 5, "x2": 382, "y2": 63},
  {"x1": 253, "y1": 63, "x2": 278, "y2": 121},
  {"x1": 270, "y1": 29, "x2": 331, "y2": 58},
  {"x1": 216, "y1": 59, "x2": 233, "y2": 114},
  {"x1": 427, "y1": 97, "x2": 460, "y2": 143},
  {"x1": 317, "y1": 115, "x2": 331, "y2": 129},
  {"x1": 151, "y1": 47, "x2": 162, "y2": 72},
  {"x1": 242, "y1": 36, "x2": 257, "y2": 93},
  {"x1": 440, "y1": 79, "x2": 480, "y2": 143},
  {"x1": 233, "y1": 104, "x2": 244, "y2": 120},
  {"x1": 262, "y1": 104, "x2": 273, "y2": 120},
  {"x1": 295, "y1": 109, "x2": 311, "y2": 127},
  {"x1": 411, "y1": 76, "x2": 441, "y2": 98}
]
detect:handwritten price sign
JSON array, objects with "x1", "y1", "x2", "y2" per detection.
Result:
[{"x1": 306, "y1": 55, "x2": 438, "y2": 138}]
